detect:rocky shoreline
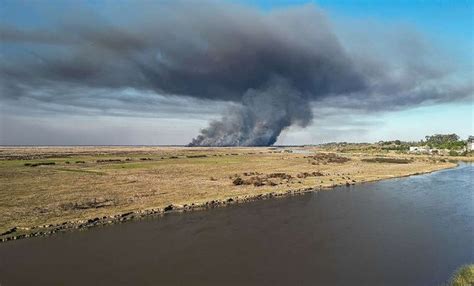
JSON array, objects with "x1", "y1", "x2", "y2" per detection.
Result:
[{"x1": 1, "y1": 163, "x2": 459, "y2": 244}]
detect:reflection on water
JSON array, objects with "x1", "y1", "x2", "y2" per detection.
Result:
[{"x1": 0, "y1": 164, "x2": 472, "y2": 285}]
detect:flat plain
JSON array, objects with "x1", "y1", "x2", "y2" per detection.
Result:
[{"x1": 0, "y1": 146, "x2": 464, "y2": 240}]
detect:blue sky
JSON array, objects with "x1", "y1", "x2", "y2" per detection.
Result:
[
  {"x1": 246, "y1": 0, "x2": 473, "y2": 63},
  {"x1": 0, "y1": 0, "x2": 472, "y2": 145}
]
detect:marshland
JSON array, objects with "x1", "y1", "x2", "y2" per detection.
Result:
[{"x1": 0, "y1": 145, "x2": 466, "y2": 241}]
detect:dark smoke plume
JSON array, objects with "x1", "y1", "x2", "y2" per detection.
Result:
[
  {"x1": 189, "y1": 77, "x2": 312, "y2": 146},
  {"x1": 0, "y1": 1, "x2": 471, "y2": 146}
]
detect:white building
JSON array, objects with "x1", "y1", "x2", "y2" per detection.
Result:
[
  {"x1": 468, "y1": 136, "x2": 474, "y2": 152},
  {"x1": 409, "y1": 146, "x2": 430, "y2": 154}
]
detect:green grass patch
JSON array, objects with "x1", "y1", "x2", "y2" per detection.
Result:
[
  {"x1": 104, "y1": 161, "x2": 158, "y2": 170},
  {"x1": 0, "y1": 160, "x2": 32, "y2": 168}
]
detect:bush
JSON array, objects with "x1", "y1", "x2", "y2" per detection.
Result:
[
  {"x1": 448, "y1": 264, "x2": 474, "y2": 286},
  {"x1": 362, "y1": 158, "x2": 412, "y2": 164},
  {"x1": 96, "y1": 159, "x2": 122, "y2": 163},
  {"x1": 267, "y1": 173, "x2": 292, "y2": 180},
  {"x1": 297, "y1": 171, "x2": 324, "y2": 178},
  {"x1": 26, "y1": 162, "x2": 56, "y2": 167},
  {"x1": 306, "y1": 153, "x2": 350, "y2": 163},
  {"x1": 232, "y1": 177, "x2": 244, "y2": 185},
  {"x1": 449, "y1": 150, "x2": 459, "y2": 156},
  {"x1": 186, "y1": 155, "x2": 207, "y2": 158}
]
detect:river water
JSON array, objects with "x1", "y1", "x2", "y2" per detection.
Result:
[{"x1": 0, "y1": 163, "x2": 472, "y2": 285}]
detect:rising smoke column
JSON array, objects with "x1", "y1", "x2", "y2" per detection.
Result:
[
  {"x1": 189, "y1": 78, "x2": 312, "y2": 146},
  {"x1": 182, "y1": 5, "x2": 368, "y2": 146}
]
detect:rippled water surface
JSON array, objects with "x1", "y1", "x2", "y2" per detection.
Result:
[{"x1": 0, "y1": 163, "x2": 472, "y2": 285}]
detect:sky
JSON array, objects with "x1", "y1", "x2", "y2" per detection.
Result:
[{"x1": 0, "y1": 0, "x2": 472, "y2": 145}]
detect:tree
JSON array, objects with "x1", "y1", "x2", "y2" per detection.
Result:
[
  {"x1": 449, "y1": 150, "x2": 459, "y2": 156},
  {"x1": 424, "y1": 134, "x2": 464, "y2": 150}
]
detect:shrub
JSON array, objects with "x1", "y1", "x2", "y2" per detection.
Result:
[
  {"x1": 297, "y1": 171, "x2": 324, "y2": 178},
  {"x1": 307, "y1": 153, "x2": 350, "y2": 164},
  {"x1": 27, "y1": 162, "x2": 56, "y2": 167},
  {"x1": 251, "y1": 177, "x2": 265, "y2": 186},
  {"x1": 267, "y1": 173, "x2": 292, "y2": 180},
  {"x1": 186, "y1": 155, "x2": 207, "y2": 158},
  {"x1": 448, "y1": 264, "x2": 474, "y2": 286},
  {"x1": 361, "y1": 158, "x2": 412, "y2": 164},
  {"x1": 232, "y1": 177, "x2": 244, "y2": 185},
  {"x1": 449, "y1": 150, "x2": 459, "y2": 156},
  {"x1": 96, "y1": 159, "x2": 122, "y2": 163}
]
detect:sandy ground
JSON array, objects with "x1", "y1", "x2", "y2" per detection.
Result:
[{"x1": 0, "y1": 146, "x2": 463, "y2": 240}]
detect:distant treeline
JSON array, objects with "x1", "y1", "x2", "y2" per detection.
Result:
[
  {"x1": 320, "y1": 133, "x2": 470, "y2": 152},
  {"x1": 422, "y1": 134, "x2": 466, "y2": 150},
  {"x1": 381, "y1": 134, "x2": 466, "y2": 150}
]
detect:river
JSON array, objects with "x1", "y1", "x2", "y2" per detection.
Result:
[{"x1": 0, "y1": 163, "x2": 472, "y2": 285}]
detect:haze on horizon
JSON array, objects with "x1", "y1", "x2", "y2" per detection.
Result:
[{"x1": 0, "y1": 0, "x2": 472, "y2": 146}]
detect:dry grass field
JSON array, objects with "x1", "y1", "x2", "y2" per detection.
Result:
[{"x1": 0, "y1": 146, "x2": 460, "y2": 239}]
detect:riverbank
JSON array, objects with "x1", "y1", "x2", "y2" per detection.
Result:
[
  {"x1": 2, "y1": 162, "x2": 472, "y2": 286},
  {"x1": 0, "y1": 146, "x2": 459, "y2": 242}
]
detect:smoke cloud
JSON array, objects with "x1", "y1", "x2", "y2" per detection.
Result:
[
  {"x1": 0, "y1": 1, "x2": 472, "y2": 146},
  {"x1": 189, "y1": 77, "x2": 312, "y2": 146}
]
